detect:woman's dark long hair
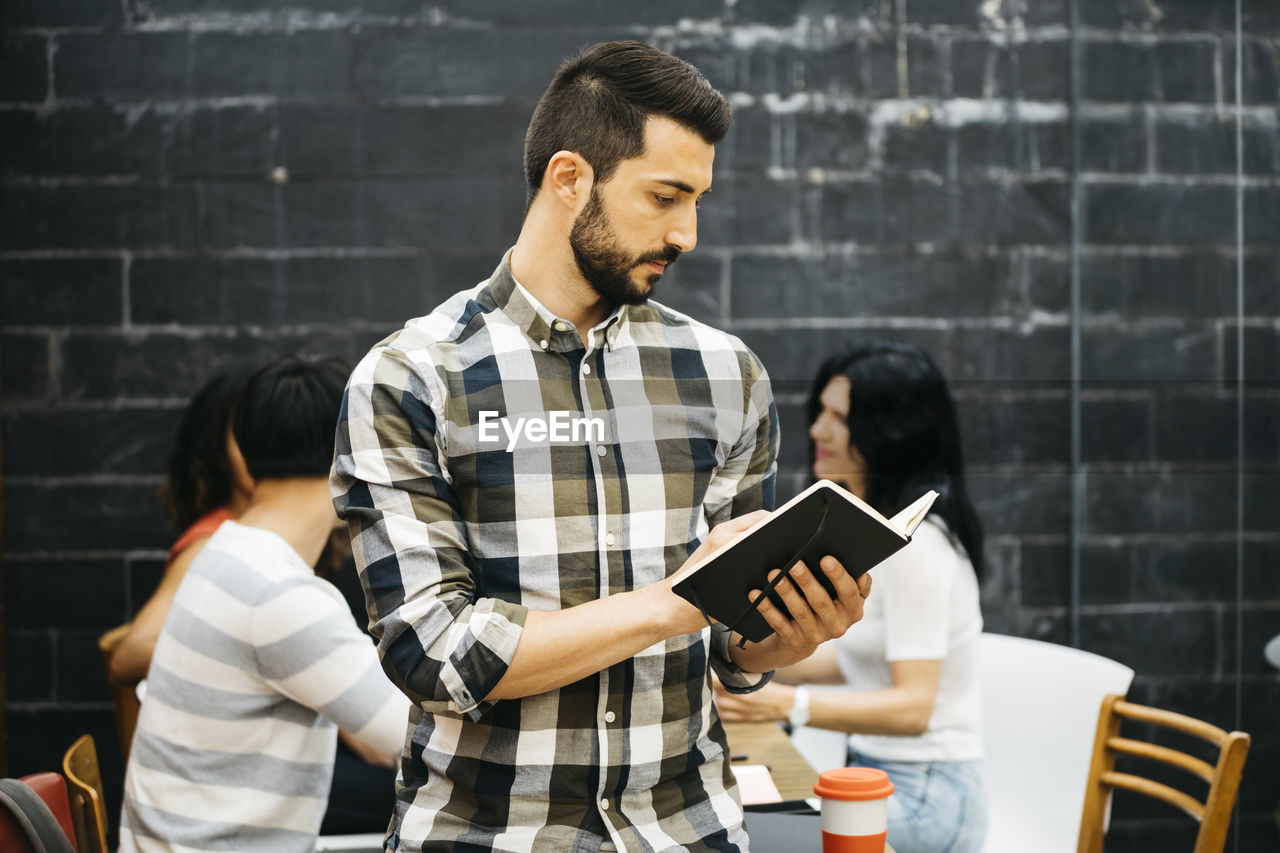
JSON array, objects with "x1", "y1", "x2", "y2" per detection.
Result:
[
  {"x1": 806, "y1": 340, "x2": 984, "y2": 580},
  {"x1": 159, "y1": 367, "x2": 252, "y2": 532}
]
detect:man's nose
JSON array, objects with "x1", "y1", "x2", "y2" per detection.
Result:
[{"x1": 666, "y1": 208, "x2": 697, "y2": 254}]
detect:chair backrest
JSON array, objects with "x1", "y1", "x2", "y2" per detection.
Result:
[
  {"x1": 1077, "y1": 694, "x2": 1250, "y2": 853},
  {"x1": 1264, "y1": 632, "x2": 1280, "y2": 671},
  {"x1": 19, "y1": 774, "x2": 77, "y2": 851},
  {"x1": 0, "y1": 777, "x2": 77, "y2": 853},
  {"x1": 61, "y1": 736, "x2": 108, "y2": 853},
  {"x1": 97, "y1": 623, "x2": 143, "y2": 761},
  {"x1": 978, "y1": 633, "x2": 1135, "y2": 853}
]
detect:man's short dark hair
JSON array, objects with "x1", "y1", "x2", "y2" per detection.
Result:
[
  {"x1": 232, "y1": 355, "x2": 350, "y2": 481},
  {"x1": 523, "y1": 40, "x2": 731, "y2": 202}
]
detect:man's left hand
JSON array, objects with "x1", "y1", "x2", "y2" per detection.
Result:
[{"x1": 730, "y1": 555, "x2": 871, "y2": 672}]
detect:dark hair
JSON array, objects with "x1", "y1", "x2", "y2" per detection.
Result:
[
  {"x1": 523, "y1": 40, "x2": 731, "y2": 202},
  {"x1": 232, "y1": 355, "x2": 350, "y2": 481},
  {"x1": 160, "y1": 367, "x2": 253, "y2": 531},
  {"x1": 807, "y1": 340, "x2": 985, "y2": 580}
]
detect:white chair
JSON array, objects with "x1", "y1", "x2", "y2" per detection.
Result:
[
  {"x1": 1264, "y1": 632, "x2": 1280, "y2": 670},
  {"x1": 978, "y1": 632, "x2": 1135, "y2": 853},
  {"x1": 790, "y1": 730, "x2": 848, "y2": 776}
]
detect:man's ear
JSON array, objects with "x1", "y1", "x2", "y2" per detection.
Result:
[
  {"x1": 543, "y1": 150, "x2": 593, "y2": 212},
  {"x1": 225, "y1": 430, "x2": 256, "y2": 497}
]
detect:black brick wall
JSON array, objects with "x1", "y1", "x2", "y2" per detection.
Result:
[{"x1": 2, "y1": 2, "x2": 1276, "y2": 849}]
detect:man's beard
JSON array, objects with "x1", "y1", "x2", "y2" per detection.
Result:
[{"x1": 569, "y1": 188, "x2": 680, "y2": 306}]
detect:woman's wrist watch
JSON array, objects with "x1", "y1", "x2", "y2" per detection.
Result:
[{"x1": 787, "y1": 685, "x2": 811, "y2": 728}]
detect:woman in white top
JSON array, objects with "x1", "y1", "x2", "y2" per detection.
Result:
[{"x1": 715, "y1": 339, "x2": 987, "y2": 853}]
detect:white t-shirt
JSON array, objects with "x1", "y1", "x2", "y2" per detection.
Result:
[{"x1": 836, "y1": 517, "x2": 983, "y2": 762}]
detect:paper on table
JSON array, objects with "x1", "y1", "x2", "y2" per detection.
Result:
[{"x1": 731, "y1": 763, "x2": 783, "y2": 805}]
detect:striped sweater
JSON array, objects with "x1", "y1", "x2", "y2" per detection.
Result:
[{"x1": 119, "y1": 521, "x2": 411, "y2": 852}]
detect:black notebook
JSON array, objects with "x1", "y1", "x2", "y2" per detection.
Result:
[{"x1": 672, "y1": 479, "x2": 937, "y2": 644}]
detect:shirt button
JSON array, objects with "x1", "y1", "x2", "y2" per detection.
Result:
[
  {"x1": 606, "y1": 532, "x2": 615, "y2": 546},
  {"x1": 596, "y1": 445, "x2": 607, "y2": 457},
  {"x1": 555, "y1": 321, "x2": 568, "y2": 331},
  {"x1": 582, "y1": 363, "x2": 591, "y2": 375},
  {"x1": 605, "y1": 711, "x2": 616, "y2": 723},
  {"x1": 600, "y1": 798, "x2": 610, "y2": 811},
  {"x1": 539, "y1": 339, "x2": 548, "y2": 350}
]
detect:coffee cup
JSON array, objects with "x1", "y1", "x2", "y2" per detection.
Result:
[{"x1": 813, "y1": 766, "x2": 894, "y2": 852}]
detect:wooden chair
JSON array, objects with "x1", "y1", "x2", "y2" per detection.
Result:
[
  {"x1": 1078, "y1": 694, "x2": 1251, "y2": 853},
  {"x1": 62, "y1": 736, "x2": 109, "y2": 853},
  {"x1": 97, "y1": 622, "x2": 143, "y2": 761}
]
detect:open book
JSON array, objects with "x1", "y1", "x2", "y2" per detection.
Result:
[{"x1": 673, "y1": 479, "x2": 937, "y2": 644}]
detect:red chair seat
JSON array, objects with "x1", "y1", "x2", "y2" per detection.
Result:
[
  {"x1": 0, "y1": 773, "x2": 78, "y2": 852},
  {"x1": 20, "y1": 773, "x2": 78, "y2": 851}
]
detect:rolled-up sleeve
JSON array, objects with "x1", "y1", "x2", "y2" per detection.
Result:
[{"x1": 331, "y1": 344, "x2": 527, "y2": 719}]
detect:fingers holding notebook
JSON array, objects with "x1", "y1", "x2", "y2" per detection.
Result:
[{"x1": 737, "y1": 555, "x2": 873, "y2": 666}]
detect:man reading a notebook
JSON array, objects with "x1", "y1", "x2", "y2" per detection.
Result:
[{"x1": 331, "y1": 40, "x2": 872, "y2": 852}]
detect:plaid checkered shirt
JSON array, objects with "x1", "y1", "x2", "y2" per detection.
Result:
[{"x1": 332, "y1": 250, "x2": 780, "y2": 852}]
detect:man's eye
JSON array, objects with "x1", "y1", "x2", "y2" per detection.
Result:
[{"x1": 655, "y1": 195, "x2": 674, "y2": 205}]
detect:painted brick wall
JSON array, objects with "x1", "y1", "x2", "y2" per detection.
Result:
[{"x1": 2, "y1": 1, "x2": 1277, "y2": 848}]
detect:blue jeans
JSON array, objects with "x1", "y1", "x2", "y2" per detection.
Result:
[{"x1": 845, "y1": 748, "x2": 987, "y2": 853}]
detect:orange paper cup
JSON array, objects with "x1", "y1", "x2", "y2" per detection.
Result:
[{"x1": 814, "y1": 767, "x2": 894, "y2": 853}]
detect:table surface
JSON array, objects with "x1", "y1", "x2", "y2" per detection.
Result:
[{"x1": 723, "y1": 721, "x2": 821, "y2": 801}]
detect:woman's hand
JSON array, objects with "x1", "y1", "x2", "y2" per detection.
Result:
[{"x1": 712, "y1": 678, "x2": 796, "y2": 723}]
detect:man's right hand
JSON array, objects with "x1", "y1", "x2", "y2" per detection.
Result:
[{"x1": 663, "y1": 510, "x2": 772, "y2": 635}]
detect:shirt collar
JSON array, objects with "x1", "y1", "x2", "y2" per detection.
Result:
[{"x1": 488, "y1": 248, "x2": 628, "y2": 353}]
